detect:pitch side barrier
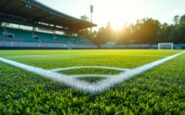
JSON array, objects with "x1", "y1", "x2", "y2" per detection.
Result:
[
  {"x1": 0, "y1": 41, "x2": 97, "y2": 49},
  {"x1": 0, "y1": 42, "x2": 185, "y2": 49},
  {"x1": 100, "y1": 44, "x2": 185, "y2": 49}
]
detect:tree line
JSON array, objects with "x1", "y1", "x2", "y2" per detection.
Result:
[{"x1": 78, "y1": 15, "x2": 185, "y2": 45}]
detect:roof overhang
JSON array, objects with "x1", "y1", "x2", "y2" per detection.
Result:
[{"x1": 0, "y1": 0, "x2": 96, "y2": 32}]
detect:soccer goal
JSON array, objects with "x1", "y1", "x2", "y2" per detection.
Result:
[{"x1": 158, "y1": 43, "x2": 174, "y2": 50}]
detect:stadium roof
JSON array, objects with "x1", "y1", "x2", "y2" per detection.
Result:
[{"x1": 0, "y1": 0, "x2": 96, "y2": 32}]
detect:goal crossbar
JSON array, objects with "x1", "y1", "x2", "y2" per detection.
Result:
[{"x1": 158, "y1": 43, "x2": 174, "y2": 50}]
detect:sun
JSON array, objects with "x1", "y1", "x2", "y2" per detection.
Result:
[
  {"x1": 107, "y1": 12, "x2": 134, "y2": 31},
  {"x1": 110, "y1": 18, "x2": 127, "y2": 31},
  {"x1": 95, "y1": 0, "x2": 137, "y2": 30}
]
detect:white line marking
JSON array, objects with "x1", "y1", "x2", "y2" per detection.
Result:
[
  {"x1": 51, "y1": 66, "x2": 130, "y2": 72},
  {"x1": 0, "y1": 51, "x2": 184, "y2": 93},
  {"x1": 93, "y1": 51, "x2": 185, "y2": 92},
  {"x1": 0, "y1": 57, "x2": 95, "y2": 91},
  {"x1": 69, "y1": 74, "x2": 111, "y2": 78}
]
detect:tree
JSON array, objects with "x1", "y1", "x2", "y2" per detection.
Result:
[
  {"x1": 92, "y1": 23, "x2": 116, "y2": 45},
  {"x1": 170, "y1": 23, "x2": 185, "y2": 43},
  {"x1": 173, "y1": 15, "x2": 179, "y2": 25},
  {"x1": 180, "y1": 15, "x2": 185, "y2": 24},
  {"x1": 130, "y1": 18, "x2": 161, "y2": 44},
  {"x1": 118, "y1": 24, "x2": 135, "y2": 44},
  {"x1": 77, "y1": 15, "x2": 93, "y2": 39},
  {"x1": 157, "y1": 15, "x2": 185, "y2": 44},
  {"x1": 80, "y1": 15, "x2": 89, "y2": 22},
  {"x1": 158, "y1": 23, "x2": 174, "y2": 42},
  {"x1": 84, "y1": 14, "x2": 185, "y2": 45}
]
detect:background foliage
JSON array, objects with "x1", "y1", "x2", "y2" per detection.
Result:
[{"x1": 78, "y1": 15, "x2": 185, "y2": 45}]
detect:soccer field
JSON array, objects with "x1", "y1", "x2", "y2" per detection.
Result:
[{"x1": 0, "y1": 50, "x2": 185, "y2": 114}]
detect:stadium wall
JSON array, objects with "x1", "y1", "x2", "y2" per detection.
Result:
[
  {"x1": 1, "y1": 41, "x2": 185, "y2": 49},
  {"x1": 0, "y1": 41, "x2": 97, "y2": 49},
  {"x1": 100, "y1": 44, "x2": 185, "y2": 49}
]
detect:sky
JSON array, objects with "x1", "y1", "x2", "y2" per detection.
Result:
[{"x1": 37, "y1": 0, "x2": 185, "y2": 30}]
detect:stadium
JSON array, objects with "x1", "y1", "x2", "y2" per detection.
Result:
[
  {"x1": 0, "y1": 0, "x2": 185, "y2": 114},
  {"x1": 0, "y1": 0, "x2": 97, "y2": 49}
]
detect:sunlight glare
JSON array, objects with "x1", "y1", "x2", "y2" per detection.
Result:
[{"x1": 95, "y1": 0, "x2": 142, "y2": 30}]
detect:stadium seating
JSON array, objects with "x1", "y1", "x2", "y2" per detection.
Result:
[
  {"x1": 35, "y1": 32, "x2": 54, "y2": 43},
  {"x1": 0, "y1": 28, "x2": 19, "y2": 42},
  {"x1": 0, "y1": 28, "x2": 3, "y2": 39},
  {"x1": 0, "y1": 27, "x2": 95, "y2": 47},
  {"x1": 55, "y1": 35, "x2": 72, "y2": 44},
  {"x1": 7, "y1": 28, "x2": 40, "y2": 43}
]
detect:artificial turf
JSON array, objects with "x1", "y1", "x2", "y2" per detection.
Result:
[{"x1": 0, "y1": 50, "x2": 184, "y2": 114}]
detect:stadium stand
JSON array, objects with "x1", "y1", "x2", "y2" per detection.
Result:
[
  {"x1": 0, "y1": 27, "x2": 96, "y2": 48},
  {"x1": 4, "y1": 28, "x2": 39, "y2": 43},
  {"x1": 0, "y1": 0, "x2": 97, "y2": 49}
]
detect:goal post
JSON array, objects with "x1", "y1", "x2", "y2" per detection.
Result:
[{"x1": 158, "y1": 43, "x2": 174, "y2": 50}]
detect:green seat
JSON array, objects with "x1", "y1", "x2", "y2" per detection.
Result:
[
  {"x1": 7, "y1": 28, "x2": 39, "y2": 43},
  {"x1": 36, "y1": 32, "x2": 54, "y2": 43},
  {"x1": 0, "y1": 27, "x2": 95, "y2": 46}
]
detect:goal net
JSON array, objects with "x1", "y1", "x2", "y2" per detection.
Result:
[{"x1": 158, "y1": 43, "x2": 174, "y2": 50}]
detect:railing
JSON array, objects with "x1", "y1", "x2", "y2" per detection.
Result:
[
  {"x1": 100, "y1": 44, "x2": 185, "y2": 49},
  {"x1": 0, "y1": 41, "x2": 97, "y2": 49},
  {"x1": 1, "y1": 41, "x2": 184, "y2": 49}
]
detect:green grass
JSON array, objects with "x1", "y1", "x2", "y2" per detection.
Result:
[
  {"x1": 78, "y1": 77, "x2": 106, "y2": 83},
  {"x1": 59, "y1": 68, "x2": 121, "y2": 75},
  {"x1": 0, "y1": 49, "x2": 185, "y2": 114},
  {"x1": 1, "y1": 50, "x2": 180, "y2": 69}
]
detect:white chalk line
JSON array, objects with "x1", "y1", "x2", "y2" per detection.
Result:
[
  {"x1": 0, "y1": 51, "x2": 184, "y2": 93},
  {"x1": 0, "y1": 57, "x2": 99, "y2": 91},
  {"x1": 51, "y1": 66, "x2": 130, "y2": 72},
  {"x1": 51, "y1": 66, "x2": 129, "y2": 79},
  {"x1": 93, "y1": 51, "x2": 185, "y2": 92},
  {"x1": 70, "y1": 74, "x2": 110, "y2": 78}
]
